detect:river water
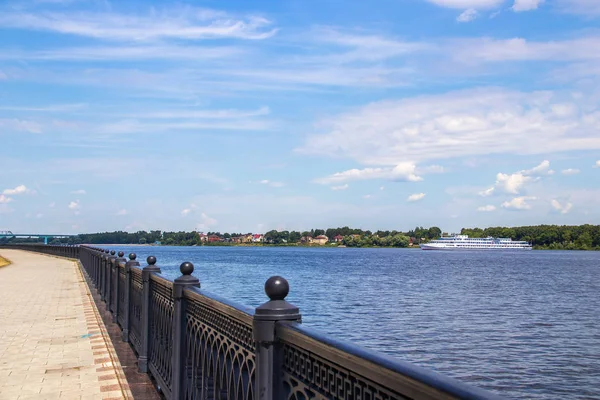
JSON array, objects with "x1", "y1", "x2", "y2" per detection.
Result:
[{"x1": 110, "y1": 245, "x2": 600, "y2": 399}]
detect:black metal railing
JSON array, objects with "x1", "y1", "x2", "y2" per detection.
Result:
[{"x1": 1, "y1": 243, "x2": 506, "y2": 400}]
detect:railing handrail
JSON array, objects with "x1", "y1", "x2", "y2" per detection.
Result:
[
  {"x1": 184, "y1": 285, "x2": 256, "y2": 320},
  {"x1": 277, "y1": 321, "x2": 504, "y2": 400}
]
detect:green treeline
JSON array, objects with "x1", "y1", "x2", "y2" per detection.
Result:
[
  {"x1": 0, "y1": 226, "x2": 440, "y2": 248},
  {"x1": 460, "y1": 224, "x2": 600, "y2": 250},
  {"x1": 2, "y1": 224, "x2": 598, "y2": 250}
]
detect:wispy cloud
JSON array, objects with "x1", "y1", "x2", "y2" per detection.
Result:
[
  {"x1": 259, "y1": 179, "x2": 285, "y2": 188},
  {"x1": 407, "y1": 193, "x2": 426, "y2": 202},
  {"x1": 551, "y1": 199, "x2": 573, "y2": 214},
  {"x1": 423, "y1": 0, "x2": 503, "y2": 9},
  {"x1": 555, "y1": 0, "x2": 600, "y2": 16},
  {"x1": 68, "y1": 199, "x2": 81, "y2": 214},
  {"x1": 479, "y1": 160, "x2": 553, "y2": 196},
  {"x1": 501, "y1": 196, "x2": 536, "y2": 210},
  {"x1": 457, "y1": 8, "x2": 478, "y2": 22},
  {"x1": 331, "y1": 184, "x2": 349, "y2": 191},
  {"x1": 0, "y1": 119, "x2": 43, "y2": 133},
  {"x1": 561, "y1": 168, "x2": 580, "y2": 175},
  {"x1": 3, "y1": 185, "x2": 31, "y2": 195},
  {"x1": 301, "y1": 88, "x2": 600, "y2": 166},
  {"x1": 512, "y1": 0, "x2": 544, "y2": 12},
  {"x1": 0, "y1": 194, "x2": 12, "y2": 204},
  {"x1": 71, "y1": 189, "x2": 86, "y2": 194},
  {"x1": 0, "y1": 8, "x2": 277, "y2": 41},
  {"x1": 477, "y1": 205, "x2": 496, "y2": 211},
  {"x1": 314, "y1": 163, "x2": 422, "y2": 184}
]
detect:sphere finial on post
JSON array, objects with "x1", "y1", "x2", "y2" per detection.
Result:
[
  {"x1": 118, "y1": 251, "x2": 124, "y2": 257},
  {"x1": 129, "y1": 253, "x2": 136, "y2": 260},
  {"x1": 180, "y1": 262, "x2": 194, "y2": 276},
  {"x1": 110, "y1": 250, "x2": 115, "y2": 255},
  {"x1": 264, "y1": 276, "x2": 289, "y2": 301},
  {"x1": 254, "y1": 275, "x2": 301, "y2": 322},
  {"x1": 147, "y1": 256, "x2": 156, "y2": 266},
  {"x1": 174, "y1": 261, "x2": 199, "y2": 287}
]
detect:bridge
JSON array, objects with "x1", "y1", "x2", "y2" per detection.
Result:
[{"x1": 0, "y1": 231, "x2": 75, "y2": 244}]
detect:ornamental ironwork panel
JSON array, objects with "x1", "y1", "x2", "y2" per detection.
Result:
[
  {"x1": 129, "y1": 268, "x2": 143, "y2": 353},
  {"x1": 117, "y1": 267, "x2": 126, "y2": 328},
  {"x1": 149, "y1": 277, "x2": 174, "y2": 394},
  {"x1": 183, "y1": 298, "x2": 255, "y2": 400},
  {"x1": 280, "y1": 341, "x2": 411, "y2": 400}
]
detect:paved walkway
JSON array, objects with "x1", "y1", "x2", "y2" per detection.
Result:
[{"x1": 0, "y1": 250, "x2": 133, "y2": 400}]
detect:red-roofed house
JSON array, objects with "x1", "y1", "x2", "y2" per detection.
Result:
[
  {"x1": 333, "y1": 235, "x2": 344, "y2": 243},
  {"x1": 252, "y1": 234, "x2": 264, "y2": 243}
]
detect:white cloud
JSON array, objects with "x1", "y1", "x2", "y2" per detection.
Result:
[
  {"x1": 48, "y1": 202, "x2": 55, "y2": 208},
  {"x1": 522, "y1": 160, "x2": 553, "y2": 176},
  {"x1": 3, "y1": 185, "x2": 30, "y2": 195},
  {"x1": 551, "y1": 199, "x2": 573, "y2": 214},
  {"x1": 36, "y1": 213, "x2": 43, "y2": 218},
  {"x1": 501, "y1": 196, "x2": 536, "y2": 210},
  {"x1": 380, "y1": 186, "x2": 385, "y2": 190},
  {"x1": 594, "y1": 160, "x2": 600, "y2": 168},
  {"x1": 331, "y1": 184, "x2": 349, "y2": 191},
  {"x1": 68, "y1": 200, "x2": 80, "y2": 210},
  {"x1": 477, "y1": 205, "x2": 497, "y2": 211},
  {"x1": 0, "y1": 8, "x2": 277, "y2": 41},
  {"x1": 363, "y1": 194, "x2": 373, "y2": 199},
  {"x1": 480, "y1": 160, "x2": 553, "y2": 196},
  {"x1": 512, "y1": 0, "x2": 544, "y2": 11},
  {"x1": 0, "y1": 194, "x2": 12, "y2": 204},
  {"x1": 457, "y1": 8, "x2": 479, "y2": 22},
  {"x1": 314, "y1": 163, "x2": 422, "y2": 184},
  {"x1": 300, "y1": 88, "x2": 600, "y2": 166},
  {"x1": 181, "y1": 208, "x2": 192, "y2": 216},
  {"x1": 479, "y1": 187, "x2": 495, "y2": 197},
  {"x1": 196, "y1": 212, "x2": 217, "y2": 230},
  {"x1": 561, "y1": 168, "x2": 580, "y2": 175},
  {"x1": 407, "y1": 193, "x2": 426, "y2": 202},
  {"x1": 495, "y1": 172, "x2": 531, "y2": 194},
  {"x1": 71, "y1": 189, "x2": 86, "y2": 195},
  {"x1": 423, "y1": 0, "x2": 504, "y2": 9},
  {"x1": 116, "y1": 209, "x2": 128, "y2": 216},
  {"x1": 258, "y1": 179, "x2": 285, "y2": 188}
]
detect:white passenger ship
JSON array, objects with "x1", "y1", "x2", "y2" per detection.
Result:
[{"x1": 420, "y1": 235, "x2": 532, "y2": 250}]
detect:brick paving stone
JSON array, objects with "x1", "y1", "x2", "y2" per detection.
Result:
[{"x1": 0, "y1": 250, "x2": 133, "y2": 400}]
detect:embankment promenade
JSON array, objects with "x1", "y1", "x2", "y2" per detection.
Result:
[{"x1": 0, "y1": 250, "x2": 134, "y2": 399}]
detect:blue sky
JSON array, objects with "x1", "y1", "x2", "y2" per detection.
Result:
[{"x1": 1, "y1": 0, "x2": 599, "y2": 235}]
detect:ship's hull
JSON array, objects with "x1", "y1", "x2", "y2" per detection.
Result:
[{"x1": 420, "y1": 244, "x2": 532, "y2": 250}]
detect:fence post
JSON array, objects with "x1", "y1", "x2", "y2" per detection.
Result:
[
  {"x1": 106, "y1": 250, "x2": 117, "y2": 312},
  {"x1": 253, "y1": 276, "x2": 302, "y2": 400},
  {"x1": 171, "y1": 262, "x2": 200, "y2": 400},
  {"x1": 101, "y1": 250, "x2": 110, "y2": 301},
  {"x1": 139, "y1": 256, "x2": 160, "y2": 373},
  {"x1": 122, "y1": 253, "x2": 139, "y2": 342},
  {"x1": 113, "y1": 251, "x2": 126, "y2": 323}
]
